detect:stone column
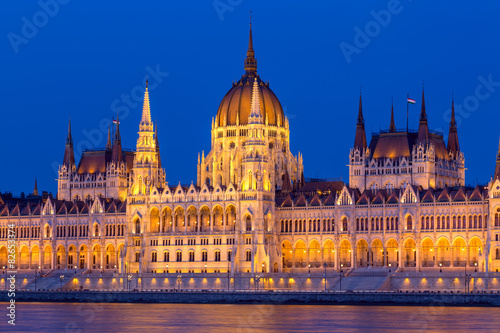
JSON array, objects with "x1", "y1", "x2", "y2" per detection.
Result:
[
  {"x1": 184, "y1": 211, "x2": 188, "y2": 235},
  {"x1": 352, "y1": 246, "x2": 356, "y2": 269},
  {"x1": 368, "y1": 246, "x2": 372, "y2": 268},
  {"x1": 434, "y1": 246, "x2": 438, "y2": 268},
  {"x1": 210, "y1": 213, "x2": 214, "y2": 232},
  {"x1": 87, "y1": 248, "x2": 91, "y2": 270},
  {"x1": 398, "y1": 243, "x2": 403, "y2": 269},
  {"x1": 197, "y1": 212, "x2": 201, "y2": 234},
  {"x1": 416, "y1": 246, "x2": 421, "y2": 271}
]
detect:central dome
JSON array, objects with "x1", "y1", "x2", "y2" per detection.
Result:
[{"x1": 215, "y1": 25, "x2": 285, "y2": 128}]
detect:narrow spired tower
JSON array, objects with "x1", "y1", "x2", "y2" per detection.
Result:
[
  {"x1": 63, "y1": 117, "x2": 75, "y2": 168},
  {"x1": 354, "y1": 92, "x2": 367, "y2": 150},
  {"x1": 111, "y1": 115, "x2": 123, "y2": 164},
  {"x1": 494, "y1": 138, "x2": 500, "y2": 181},
  {"x1": 239, "y1": 77, "x2": 274, "y2": 274},
  {"x1": 447, "y1": 96, "x2": 460, "y2": 156},
  {"x1": 130, "y1": 81, "x2": 165, "y2": 195},
  {"x1": 389, "y1": 101, "x2": 396, "y2": 133},
  {"x1": 417, "y1": 88, "x2": 430, "y2": 145}
]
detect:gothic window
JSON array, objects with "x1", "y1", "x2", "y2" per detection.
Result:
[
  {"x1": 164, "y1": 251, "x2": 169, "y2": 262},
  {"x1": 177, "y1": 251, "x2": 183, "y2": 262},
  {"x1": 406, "y1": 216, "x2": 413, "y2": 230},
  {"x1": 227, "y1": 250, "x2": 232, "y2": 262},
  {"x1": 135, "y1": 252, "x2": 140, "y2": 262},
  {"x1": 230, "y1": 142, "x2": 235, "y2": 149},
  {"x1": 495, "y1": 212, "x2": 500, "y2": 227},
  {"x1": 246, "y1": 250, "x2": 252, "y2": 262},
  {"x1": 189, "y1": 251, "x2": 195, "y2": 262},
  {"x1": 151, "y1": 251, "x2": 157, "y2": 262},
  {"x1": 95, "y1": 225, "x2": 99, "y2": 237},
  {"x1": 370, "y1": 183, "x2": 379, "y2": 191},
  {"x1": 135, "y1": 220, "x2": 140, "y2": 234},
  {"x1": 201, "y1": 251, "x2": 207, "y2": 262},
  {"x1": 342, "y1": 217, "x2": 348, "y2": 232},
  {"x1": 215, "y1": 251, "x2": 221, "y2": 262},
  {"x1": 246, "y1": 216, "x2": 252, "y2": 232}
]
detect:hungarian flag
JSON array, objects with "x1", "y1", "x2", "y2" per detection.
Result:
[
  {"x1": 407, "y1": 98, "x2": 416, "y2": 104},
  {"x1": 113, "y1": 118, "x2": 120, "y2": 124}
]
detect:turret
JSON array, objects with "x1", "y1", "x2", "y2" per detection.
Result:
[
  {"x1": 494, "y1": 138, "x2": 500, "y2": 181},
  {"x1": 447, "y1": 95, "x2": 460, "y2": 155},
  {"x1": 63, "y1": 117, "x2": 75, "y2": 167},
  {"x1": 417, "y1": 87, "x2": 430, "y2": 145},
  {"x1": 389, "y1": 100, "x2": 396, "y2": 133},
  {"x1": 354, "y1": 92, "x2": 367, "y2": 150},
  {"x1": 111, "y1": 115, "x2": 123, "y2": 164}
]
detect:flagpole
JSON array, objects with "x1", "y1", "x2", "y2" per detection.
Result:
[{"x1": 406, "y1": 93, "x2": 409, "y2": 132}]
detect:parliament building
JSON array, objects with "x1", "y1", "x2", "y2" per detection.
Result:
[{"x1": 2, "y1": 26, "x2": 500, "y2": 280}]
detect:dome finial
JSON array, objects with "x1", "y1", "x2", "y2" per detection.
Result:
[{"x1": 244, "y1": 12, "x2": 257, "y2": 75}]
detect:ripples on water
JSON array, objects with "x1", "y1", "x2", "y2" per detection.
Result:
[{"x1": 1, "y1": 302, "x2": 499, "y2": 332}]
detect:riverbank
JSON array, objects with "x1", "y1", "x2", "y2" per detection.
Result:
[{"x1": 2, "y1": 290, "x2": 500, "y2": 306}]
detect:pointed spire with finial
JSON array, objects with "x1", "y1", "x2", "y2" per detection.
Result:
[
  {"x1": 244, "y1": 11, "x2": 257, "y2": 75},
  {"x1": 140, "y1": 80, "x2": 153, "y2": 131},
  {"x1": 447, "y1": 93, "x2": 460, "y2": 154},
  {"x1": 33, "y1": 177, "x2": 39, "y2": 196},
  {"x1": 155, "y1": 123, "x2": 162, "y2": 169},
  {"x1": 106, "y1": 125, "x2": 112, "y2": 150},
  {"x1": 389, "y1": 98, "x2": 396, "y2": 132},
  {"x1": 248, "y1": 78, "x2": 263, "y2": 124},
  {"x1": 112, "y1": 114, "x2": 123, "y2": 163},
  {"x1": 494, "y1": 136, "x2": 500, "y2": 180},
  {"x1": 63, "y1": 116, "x2": 75, "y2": 167},
  {"x1": 417, "y1": 83, "x2": 430, "y2": 145},
  {"x1": 354, "y1": 90, "x2": 367, "y2": 150}
]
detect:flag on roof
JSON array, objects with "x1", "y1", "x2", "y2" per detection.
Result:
[{"x1": 407, "y1": 98, "x2": 416, "y2": 104}]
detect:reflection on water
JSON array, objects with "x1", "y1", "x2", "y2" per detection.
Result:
[{"x1": 2, "y1": 302, "x2": 499, "y2": 332}]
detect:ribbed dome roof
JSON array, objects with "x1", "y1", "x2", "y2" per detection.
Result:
[
  {"x1": 216, "y1": 75, "x2": 284, "y2": 127},
  {"x1": 215, "y1": 24, "x2": 285, "y2": 128}
]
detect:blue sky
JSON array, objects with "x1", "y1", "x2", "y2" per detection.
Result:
[{"x1": 1, "y1": 0, "x2": 499, "y2": 195}]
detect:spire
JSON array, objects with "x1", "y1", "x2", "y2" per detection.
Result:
[
  {"x1": 112, "y1": 114, "x2": 123, "y2": 163},
  {"x1": 447, "y1": 94, "x2": 460, "y2": 154},
  {"x1": 417, "y1": 86, "x2": 430, "y2": 145},
  {"x1": 244, "y1": 12, "x2": 257, "y2": 75},
  {"x1": 354, "y1": 92, "x2": 367, "y2": 150},
  {"x1": 106, "y1": 125, "x2": 112, "y2": 150},
  {"x1": 248, "y1": 78, "x2": 263, "y2": 124},
  {"x1": 389, "y1": 99, "x2": 396, "y2": 132},
  {"x1": 33, "y1": 178, "x2": 38, "y2": 196},
  {"x1": 155, "y1": 123, "x2": 161, "y2": 169},
  {"x1": 63, "y1": 116, "x2": 75, "y2": 167},
  {"x1": 140, "y1": 80, "x2": 153, "y2": 131},
  {"x1": 495, "y1": 137, "x2": 500, "y2": 180}
]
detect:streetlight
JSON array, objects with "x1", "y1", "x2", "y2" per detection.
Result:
[
  {"x1": 205, "y1": 263, "x2": 207, "y2": 274},
  {"x1": 388, "y1": 263, "x2": 392, "y2": 273},
  {"x1": 59, "y1": 275, "x2": 65, "y2": 290},
  {"x1": 74, "y1": 265, "x2": 77, "y2": 274},
  {"x1": 34, "y1": 263, "x2": 38, "y2": 292},
  {"x1": 439, "y1": 262, "x2": 442, "y2": 273},
  {"x1": 475, "y1": 262, "x2": 477, "y2": 272},
  {"x1": 166, "y1": 264, "x2": 169, "y2": 274},
  {"x1": 308, "y1": 264, "x2": 311, "y2": 274},
  {"x1": 127, "y1": 274, "x2": 132, "y2": 292},
  {"x1": 177, "y1": 274, "x2": 182, "y2": 291},
  {"x1": 114, "y1": 265, "x2": 117, "y2": 274},
  {"x1": 340, "y1": 264, "x2": 344, "y2": 292},
  {"x1": 100, "y1": 265, "x2": 103, "y2": 275},
  {"x1": 255, "y1": 275, "x2": 261, "y2": 292},
  {"x1": 323, "y1": 262, "x2": 327, "y2": 292}
]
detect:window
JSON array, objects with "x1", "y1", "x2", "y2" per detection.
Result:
[
  {"x1": 201, "y1": 238, "x2": 208, "y2": 245},
  {"x1": 135, "y1": 220, "x2": 140, "y2": 234},
  {"x1": 151, "y1": 252, "x2": 157, "y2": 262},
  {"x1": 163, "y1": 239, "x2": 171, "y2": 246},
  {"x1": 227, "y1": 251, "x2": 232, "y2": 262},
  {"x1": 214, "y1": 238, "x2": 222, "y2": 245},
  {"x1": 246, "y1": 250, "x2": 252, "y2": 262},
  {"x1": 176, "y1": 251, "x2": 182, "y2": 262},
  {"x1": 406, "y1": 216, "x2": 413, "y2": 230},
  {"x1": 342, "y1": 217, "x2": 348, "y2": 232},
  {"x1": 246, "y1": 216, "x2": 252, "y2": 232},
  {"x1": 245, "y1": 237, "x2": 251, "y2": 245},
  {"x1": 135, "y1": 252, "x2": 140, "y2": 262},
  {"x1": 189, "y1": 252, "x2": 195, "y2": 262},
  {"x1": 164, "y1": 251, "x2": 170, "y2": 262},
  {"x1": 201, "y1": 251, "x2": 208, "y2": 262},
  {"x1": 94, "y1": 225, "x2": 99, "y2": 237},
  {"x1": 215, "y1": 251, "x2": 221, "y2": 262},
  {"x1": 188, "y1": 239, "x2": 196, "y2": 245}
]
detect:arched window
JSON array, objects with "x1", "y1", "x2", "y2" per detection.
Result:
[
  {"x1": 246, "y1": 250, "x2": 252, "y2": 262},
  {"x1": 151, "y1": 251, "x2": 157, "y2": 262},
  {"x1": 201, "y1": 251, "x2": 208, "y2": 262},
  {"x1": 406, "y1": 216, "x2": 413, "y2": 230},
  {"x1": 135, "y1": 252, "x2": 140, "y2": 262},
  {"x1": 135, "y1": 220, "x2": 140, "y2": 234},
  {"x1": 176, "y1": 251, "x2": 182, "y2": 262},
  {"x1": 94, "y1": 225, "x2": 99, "y2": 237},
  {"x1": 342, "y1": 217, "x2": 348, "y2": 232},
  {"x1": 215, "y1": 251, "x2": 221, "y2": 262},
  {"x1": 227, "y1": 250, "x2": 232, "y2": 262},
  {"x1": 495, "y1": 212, "x2": 500, "y2": 227},
  {"x1": 164, "y1": 251, "x2": 169, "y2": 262},
  {"x1": 189, "y1": 251, "x2": 195, "y2": 262},
  {"x1": 245, "y1": 216, "x2": 252, "y2": 232}
]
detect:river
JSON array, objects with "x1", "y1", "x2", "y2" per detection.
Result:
[{"x1": 1, "y1": 302, "x2": 499, "y2": 332}]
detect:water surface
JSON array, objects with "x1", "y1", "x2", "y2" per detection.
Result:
[{"x1": 1, "y1": 302, "x2": 498, "y2": 332}]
